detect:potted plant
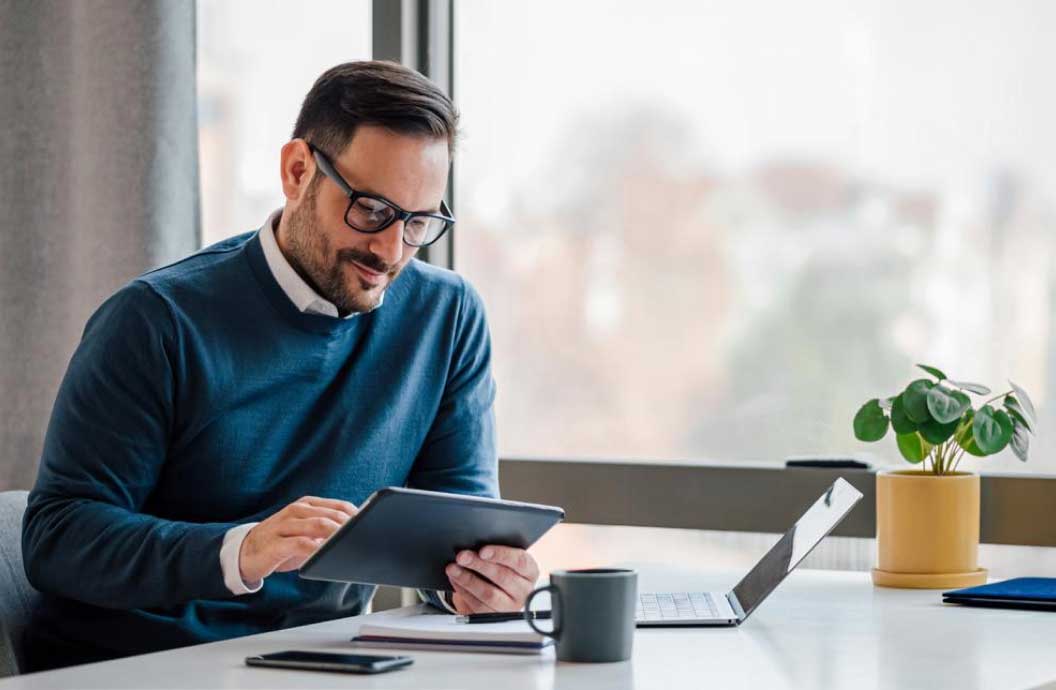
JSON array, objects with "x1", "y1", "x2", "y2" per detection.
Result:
[{"x1": 853, "y1": 364, "x2": 1037, "y2": 588}]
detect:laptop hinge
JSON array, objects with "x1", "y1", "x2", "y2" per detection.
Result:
[{"x1": 726, "y1": 591, "x2": 747, "y2": 622}]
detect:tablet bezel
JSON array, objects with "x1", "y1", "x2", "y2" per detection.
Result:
[{"x1": 298, "y1": 487, "x2": 564, "y2": 591}]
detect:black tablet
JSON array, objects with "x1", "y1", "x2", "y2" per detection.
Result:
[{"x1": 298, "y1": 487, "x2": 565, "y2": 591}]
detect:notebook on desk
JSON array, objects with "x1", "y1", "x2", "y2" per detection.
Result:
[
  {"x1": 350, "y1": 610, "x2": 552, "y2": 655},
  {"x1": 943, "y1": 578, "x2": 1056, "y2": 611}
]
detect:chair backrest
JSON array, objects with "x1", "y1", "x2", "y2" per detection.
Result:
[{"x1": 0, "y1": 491, "x2": 39, "y2": 677}]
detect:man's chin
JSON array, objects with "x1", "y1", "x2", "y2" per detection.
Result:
[
  {"x1": 340, "y1": 280, "x2": 386, "y2": 313},
  {"x1": 350, "y1": 269, "x2": 389, "y2": 299},
  {"x1": 332, "y1": 262, "x2": 398, "y2": 314}
]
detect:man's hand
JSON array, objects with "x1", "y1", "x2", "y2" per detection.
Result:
[
  {"x1": 239, "y1": 496, "x2": 357, "y2": 585},
  {"x1": 444, "y1": 545, "x2": 540, "y2": 613}
]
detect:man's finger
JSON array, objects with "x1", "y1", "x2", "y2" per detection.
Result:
[
  {"x1": 270, "y1": 534, "x2": 323, "y2": 566},
  {"x1": 269, "y1": 537, "x2": 324, "y2": 573},
  {"x1": 477, "y1": 545, "x2": 539, "y2": 582},
  {"x1": 277, "y1": 517, "x2": 343, "y2": 539},
  {"x1": 280, "y1": 536, "x2": 322, "y2": 558},
  {"x1": 297, "y1": 496, "x2": 358, "y2": 517},
  {"x1": 445, "y1": 564, "x2": 518, "y2": 612},
  {"x1": 454, "y1": 550, "x2": 533, "y2": 602},
  {"x1": 451, "y1": 583, "x2": 495, "y2": 614},
  {"x1": 285, "y1": 503, "x2": 354, "y2": 524}
]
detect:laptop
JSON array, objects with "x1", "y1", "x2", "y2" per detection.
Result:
[{"x1": 636, "y1": 477, "x2": 863, "y2": 627}]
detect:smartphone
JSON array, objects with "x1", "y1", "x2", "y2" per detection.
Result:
[{"x1": 245, "y1": 650, "x2": 413, "y2": 674}]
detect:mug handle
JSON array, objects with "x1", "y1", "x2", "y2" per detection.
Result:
[{"x1": 524, "y1": 584, "x2": 562, "y2": 640}]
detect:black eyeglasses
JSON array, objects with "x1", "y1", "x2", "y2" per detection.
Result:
[{"x1": 308, "y1": 144, "x2": 454, "y2": 248}]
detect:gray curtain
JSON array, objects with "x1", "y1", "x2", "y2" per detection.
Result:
[{"x1": 0, "y1": 1, "x2": 200, "y2": 490}]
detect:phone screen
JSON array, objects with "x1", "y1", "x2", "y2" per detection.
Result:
[{"x1": 247, "y1": 650, "x2": 412, "y2": 673}]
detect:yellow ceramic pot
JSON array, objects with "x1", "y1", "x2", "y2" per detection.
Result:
[{"x1": 871, "y1": 470, "x2": 988, "y2": 588}]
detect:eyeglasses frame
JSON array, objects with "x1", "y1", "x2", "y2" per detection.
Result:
[{"x1": 307, "y1": 143, "x2": 455, "y2": 248}]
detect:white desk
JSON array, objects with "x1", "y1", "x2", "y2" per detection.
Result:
[{"x1": 4, "y1": 569, "x2": 1055, "y2": 690}]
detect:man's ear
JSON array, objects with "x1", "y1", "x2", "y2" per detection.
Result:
[{"x1": 279, "y1": 139, "x2": 315, "y2": 204}]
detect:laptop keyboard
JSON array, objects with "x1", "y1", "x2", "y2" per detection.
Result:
[{"x1": 637, "y1": 592, "x2": 719, "y2": 621}]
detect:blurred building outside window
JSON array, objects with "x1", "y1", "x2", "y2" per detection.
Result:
[{"x1": 455, "y1": 0, "x2": 1056, "y2": 477}]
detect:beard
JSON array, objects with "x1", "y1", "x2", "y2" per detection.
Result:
[{"x1": 282, "y1": 185, "x2": 401, "y2": 315}]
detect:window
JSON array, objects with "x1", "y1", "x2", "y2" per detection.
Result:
[
  {"x1": 196, "y1": 0, "x2": 371, "y2": 246},
  {"x1": 454, "y1": 0, "x2": 1056, "y2": 473}
]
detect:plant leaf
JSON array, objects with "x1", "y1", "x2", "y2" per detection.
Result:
[
  {"x1": 896, "y1": 432, "x2": 931, "y2": 463},
  {"x1": 973, "y1": 405, "x2": 1014, "y2": 455},
  {"x1": 902, "y1": 379, "x2": 935, "y2": 424},
  {"x1": 1010, "y1": 421, "x2": 1031, "y2": 462},
  {"x1": 948, "y1": 380, "x2": 992, "y2": 396},
  {"x1": 961, "y1": 433, "x2": 988, "y2": 457},
  {"x1": 917, "y1": 364, "x2": 947, "y2": 380},
  {"x1": 919, "y1": 416, "x2": 961, "y2": 444},
  {"x1": 1004, "y1": 395, "x2": 1035, "y2": 433},
  {"x1": 853, "y1": 399, "x2": 889, "y2": 442},
  {"x1": 890, "y1": 394, "x2": 917, "y2": 434},
  {"x1": 1008, "y1": 381, "x2": 1037, "y2": 426},
  {"x1": 926, "y1": 386, "x2": 971, "y2": 424}
]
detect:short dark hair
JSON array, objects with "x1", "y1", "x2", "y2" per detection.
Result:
[{"x1": 292, "y1": 61, "x2": 459, "y2": 158}]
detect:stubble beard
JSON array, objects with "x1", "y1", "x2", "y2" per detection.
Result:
[{"x1": 283, "y1": 186, "x2": 400, "y2": 316}]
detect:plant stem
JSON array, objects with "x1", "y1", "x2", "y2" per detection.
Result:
[
  {"x1": 983, "y1": 390, "x2": 1014, "y2": 406},
  {"x1": 950, "y1": 447, "x2": 967, "y2": 473},
  {"x1": 936, "y1": 441, "x2": 959, "y2": 475}
]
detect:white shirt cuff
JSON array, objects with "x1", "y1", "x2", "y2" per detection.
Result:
[{"x1": 220, "y1": 522, "x2": 263, "y2": 595}]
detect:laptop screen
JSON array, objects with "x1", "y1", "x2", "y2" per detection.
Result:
[{"x1": 730, "y1": 477, "x2": 863, "y2": 620}]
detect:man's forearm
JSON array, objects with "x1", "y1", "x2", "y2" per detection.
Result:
[{"x1": 23, "y1": 493, "x2": 236, "y2": 610}]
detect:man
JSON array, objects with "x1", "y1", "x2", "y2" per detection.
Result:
[{"x1": 22, "y1": 61, "x2": 539, "y2": 671}]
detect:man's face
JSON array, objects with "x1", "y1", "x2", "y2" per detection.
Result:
[{"x1": 277, "y1": 125, "x2": 450, "y2": 315}]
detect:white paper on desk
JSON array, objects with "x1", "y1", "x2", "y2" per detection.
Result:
[{"x1": 358, "y1": 612, "x2": 549, "y2": 644}]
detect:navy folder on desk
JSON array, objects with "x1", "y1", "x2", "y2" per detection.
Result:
[{"x1": 943, "y1": 578, "x2": 1056, "y2": 611}]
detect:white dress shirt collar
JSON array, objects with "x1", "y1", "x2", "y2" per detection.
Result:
[{"x1": 258, "y1": 209, "x2": 383, "y2": 319}]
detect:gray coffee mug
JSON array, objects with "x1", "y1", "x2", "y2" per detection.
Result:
[{"x1": 524, "y1": 568, "x2": 637, "y2": 663}]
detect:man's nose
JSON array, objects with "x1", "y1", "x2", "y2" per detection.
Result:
[{"x1": 368, "y1": 220, "x2": 405, "y2": 267}]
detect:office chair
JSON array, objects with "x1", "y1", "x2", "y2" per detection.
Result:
[{"x1": 0, "y1": 491, "x2": 40, "y2": 677}]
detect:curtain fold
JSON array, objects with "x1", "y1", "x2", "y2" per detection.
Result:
[{"x1": 0, "y1": 0, "x2": 200, "y2": 489}]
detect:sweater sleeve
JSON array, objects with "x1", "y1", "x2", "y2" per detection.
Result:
[
  {"x1": 406, "y1": 279, "x2": 499, "y2": 500},
  {"x1": 22, "y1": 281, "x2": 236, "y2": 609}
]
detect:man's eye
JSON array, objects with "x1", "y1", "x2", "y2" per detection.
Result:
[{"x1": 355, "y1": 199, "x2": 387, "y2": 215}]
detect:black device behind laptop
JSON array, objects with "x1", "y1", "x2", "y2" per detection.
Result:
[
  {"x1": 299, "y1": 487, "x2": 565, "y2": 591},
  {"x1": 245, "y1": 650, "x2": 412, "y2": 674}
]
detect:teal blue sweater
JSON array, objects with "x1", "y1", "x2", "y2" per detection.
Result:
[{"x1": 22, "y1": 231, "x2": 497, "y2": 669}]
